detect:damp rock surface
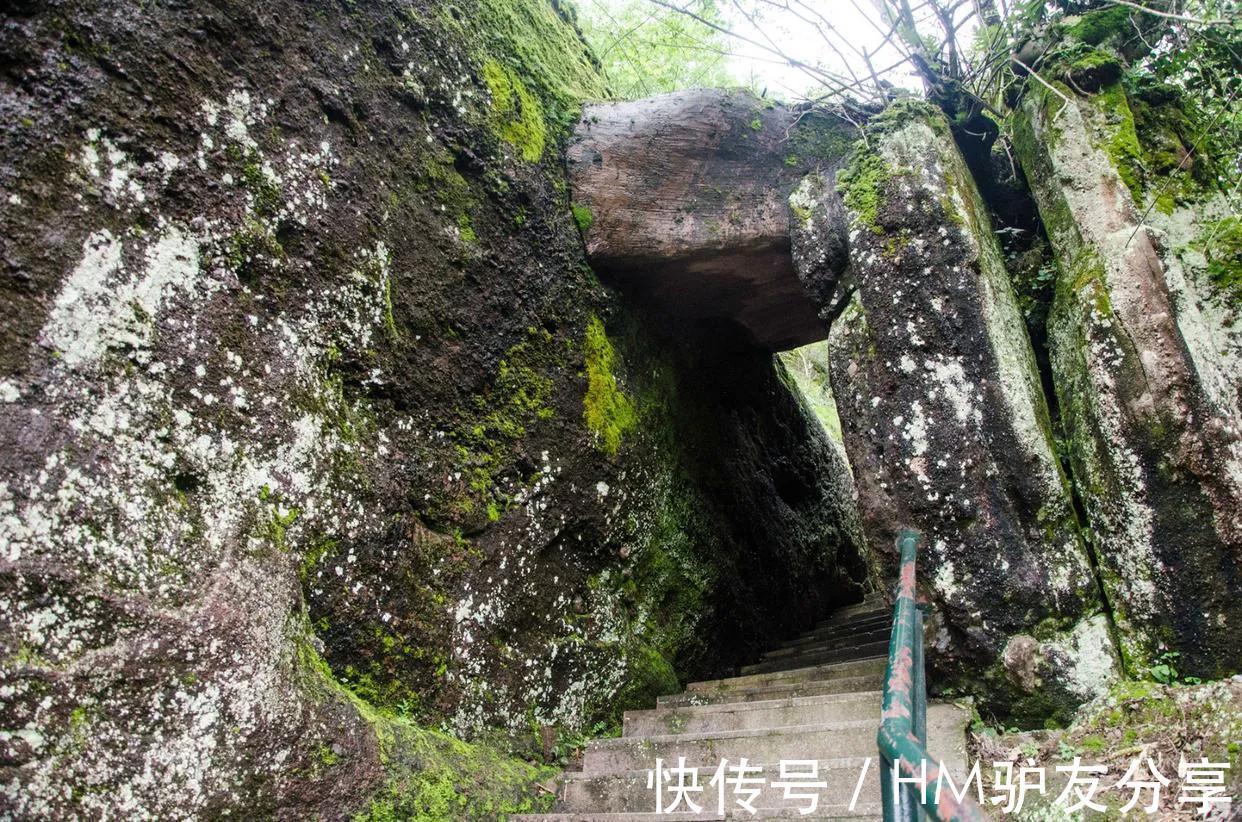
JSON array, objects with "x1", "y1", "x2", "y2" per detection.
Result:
[
  {"x1": 1012, "y1": 44, "x2": 1242, "y2": 678},
  {"x1": 821, "y1": 101, "x2": 1113, "y2": 723},
  {"x1": 567, "y1": 89, "x2": 856, "y2": 350},
  {"x1": 0, "y1": 0, "x2": 866, "y2": 816}
]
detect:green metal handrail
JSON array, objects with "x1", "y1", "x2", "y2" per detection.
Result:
[{"x1": 878, "y1": 528, "x2": 986, "y2": 822}]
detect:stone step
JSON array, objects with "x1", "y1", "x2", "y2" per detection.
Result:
[
  {"x1": 769, "y1": 632, "x2": 887, "y2": 659},
  {"x1": 780, "y1": 619, "x2": 891, "y2": 648},
  {"x1": 584, "y1": 702, "x2": 971, "y2": 777},
  {"x1": 557, "y1": 757, "x2": 881, "y2": 814},
  {"x1": 741, "y1": 641, "x2": 890, "y2": 675},
  {"x1": 775, "y1": 615, "x2": 892, "y2": 650},
  {"x1": 762, "y1": 628, "x2": 891, "y2": 660},
  {"x1": 658, "y1": 673, "x2": 886, "y2": 708},
  {"x1": 823, "y1": 598, "x2": 870, "y2": 613},
  {"x1": 554, "y1": 755, "x2": 971, "y2": 816},
  {"x1": 817, "y1": 604, "x2": 889, "y2": 626},
  {"x1": 623, "y1": 691, "x2": 883, "y2": 737},
  {"x1": 512, "y1": 804, "x2": 883, "y2": 820},
  {"x1": 687, "y1": 656, "x2": 887, "y2": 695}
]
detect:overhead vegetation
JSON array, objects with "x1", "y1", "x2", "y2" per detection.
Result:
[{"x1": 576, "y1": 0, "x2": 734, "y2": 97}]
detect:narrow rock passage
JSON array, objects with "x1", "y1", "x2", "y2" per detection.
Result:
[{"x1": 516, "y1": 596, "x2": 972, "y2": 820}]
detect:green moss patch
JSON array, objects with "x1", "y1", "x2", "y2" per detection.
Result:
[
  {"x1": 570, "y1": 202, "x2": 593, "y2": 232},
  {"x1": 613, "y1": 644, "x2": 679, "y2": 718},
  {"x1": 441, "y1": 327, "x2": 560, "y2": 522},
  {"x1": 1064, "y1": 6, "x2": 1131, "y2": 47},
  {"x1": 582, "y1": 315, "x2": 636, "y2": 456},
  {"x1": 1093, "y1": 82, "x2": 1145, "y2": 202},
  {"x1": 352, "y1": 725, "x2": 554, "y2": 821},
  {"x1": 457, "y1": 213, "x2": 478, "y2": 244},
  {"x1": 482, "y1": 59, "x2": 547, "y2": 162},
  {"x1": 836, "y1": 150, "x2": 890, "y2": 234},
  {"x1": 473, "y1": 0, "x2": 604, "y2": 125},
  {"x1": 294, "y1": 628, "x2": 552, "y2": 821},
  {"x1": 1194, "y1": 216, "x2": 1242, "y2": 303},
  {"x1": 973, "y1": 679, "x2": 1242, "y2": 816},
  {"x1": 1063, "y1": 46, "x2": 1122, "y2": 91},
  {"x1": 447, "y1": 0, "x2": 605, "y2": 160}
]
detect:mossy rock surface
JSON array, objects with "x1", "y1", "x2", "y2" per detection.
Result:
[
  {"x1": 1012, "y1": 35, "x2": 1242, "y2": 682},
  {"x1": 0, "y1": 0, "x2": 868, "y2": 816}
]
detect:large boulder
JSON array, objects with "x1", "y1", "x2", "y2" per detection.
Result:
[
  {"x1": 1013, "y1": 48, "x2": 1242, "y2": 676},
  {"x1": 568, "y1": 90, "x2": 856, "y2": 350},
  {"x1": 820, "y1": 101, "x2": 1117, "y2": 722}
]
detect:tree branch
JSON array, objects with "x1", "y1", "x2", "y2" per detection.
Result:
[
  {"x1": 1012, "y1": 55, "x2": 1073, "y2": 119},
  {"x1": 1103, "y1": 0, "x2": 1226, "y2": 27}
]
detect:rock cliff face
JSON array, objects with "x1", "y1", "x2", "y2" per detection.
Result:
[
  {"x1": 1012, "y1": 20, "x2": 1242, "y2": 677},
  {"x1": 819, "y1": 102, "x2": 1116, "y2": 723},
  {"x1": 0, "y1": 0, "x2": 865, "y2": 816}
]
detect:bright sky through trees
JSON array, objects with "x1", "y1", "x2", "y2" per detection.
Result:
[{"x1": 576, "y1": 0, "x2": 975, "y2": 100}]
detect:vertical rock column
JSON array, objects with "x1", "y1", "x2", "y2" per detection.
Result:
[
  {"x1": 1013, "y1": 71, "x2": 1242, "y2": 676},
  {"x1": 819, "y1": 102, "x2": 1116, "y2": 720}
]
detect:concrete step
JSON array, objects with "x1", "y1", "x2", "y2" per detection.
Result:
[
  {"x1": 581, "y1": 720, "x2": 879, "y2": 773},
  {"x1": 687, "y1": 656, "x2": 887, "y2": 696},
  {"x1": 658, "y1": 673, "x2": 886, "y2": 708},
  {"x1": 554, "y1": 754, "x2": 971, "y2": 816},
  {"x1": 583, "y1": 702, "x2": 971, "y2": 777},
  {"x1": 513, "y1": 805, "x2": 883, "y2": 820},
  {"x1": 623, "y1": 691, "x2": 883, "y2": 737},
  {"x1": 775, "y1": 616, "x2": 892, "y2": 650},
  {"x1": 778, "y1": 621, "x2": 890, "y2": 650},
  {"x1": 816, "y1": 604, "x2": 889, "y2": 626},
  {"x1": 741, "y1": 641, "x2": 890, "y2": 675},
  {"x1": 762, "y1": 628, "x2": 891, "y2": 660},
  {"x1": 762, "y1": 612, "x2": 885, "y2": 650},
  {"x1": 829, "y1": 598, "x2": 889, "y2": 618},
  {"x1": 523, "y1": 587, "x2": 979, "y2": 821}
]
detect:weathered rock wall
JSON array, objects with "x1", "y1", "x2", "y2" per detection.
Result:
[
  {"x1": 820, "y1": 102, "x2": 1117, "y2": 723},
  {"x1": 0, "y1": 0, "x2": 865, "y2": 816},
  {"x1": 1012, "y1": 22, "x2": 1242, "y2": 677}
]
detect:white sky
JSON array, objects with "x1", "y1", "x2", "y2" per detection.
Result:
[
  {"x1": 586, "y1": 0, "x2": 982, "y2": 102},
  {"x1": 714, "y1": 1, "x2": 925, "y2": 99}
]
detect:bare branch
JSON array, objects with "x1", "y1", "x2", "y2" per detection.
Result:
[
  {"x1": 1102, "y1": 0, "x2": 1227, "y2": 27},
  {"x1": 1012, "y1": 55, "x2": 1073, "y2": 118},
  {"x1": 644, "y1": 0, "x2": 858, "y2": 94},
  {"x1": 754, "y1": 0, "x2": 868, "y2": 91}
]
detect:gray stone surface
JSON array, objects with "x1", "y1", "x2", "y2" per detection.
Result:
[
  {"x1": 821, "y1": 102, "x2": 1116, "y2": 722},
  {"x1": 568, "y1": 90, "x2": 855, "y2": 350}
]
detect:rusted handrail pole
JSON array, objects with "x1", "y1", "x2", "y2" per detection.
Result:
[{"x1": 878, "y1": 528, "x2": 986, "y2": 822}]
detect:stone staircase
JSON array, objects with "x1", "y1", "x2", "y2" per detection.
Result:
[{"x1": 515, "y1": 596, "x2": 972, "y2": 821}]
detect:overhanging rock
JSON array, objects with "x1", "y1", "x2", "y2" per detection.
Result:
[{"x1": 568, "y1": 89, "x2": 856, "y2": 351}]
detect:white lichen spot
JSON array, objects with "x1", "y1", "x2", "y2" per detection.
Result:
[
  {"x1": 924, "y1": 355, "x2": 977, "y2": 426},
  {"x1": 40, "y1": 225, "x2": 203, "y2": 370},
  {"x1": 1050, "y1": 614, "x2": 1119, "y2": 701},
  {"x1": 933, "y1": 559, "x2": 959, "y2": 601}
]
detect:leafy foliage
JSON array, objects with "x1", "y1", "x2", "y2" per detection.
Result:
[
  {"x1": 1137, "y1": 2, "x2": 1242, "y2": 202},
  {"x1": 576, "y1": 0, "x2": 734, "y2": 98}
]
